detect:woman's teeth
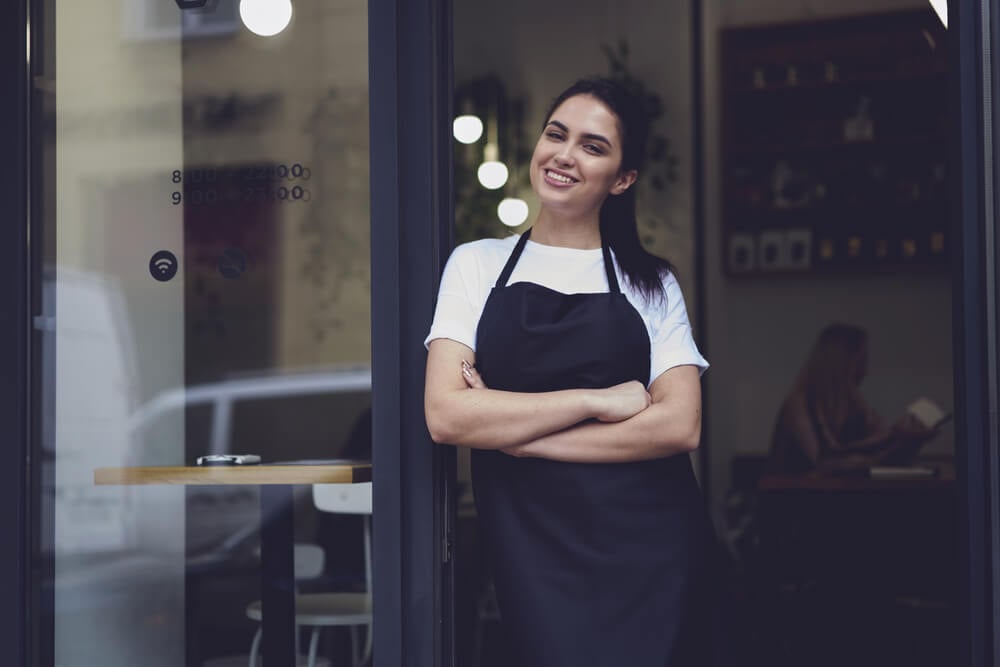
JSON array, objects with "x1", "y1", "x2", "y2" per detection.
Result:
[{"x1": 547, "y1": 170, "x2": 575, "y2": 184}]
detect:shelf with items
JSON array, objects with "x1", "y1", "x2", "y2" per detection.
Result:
[
  {"x1": 726, "y1": 222, "x2": 949, "y2": 276},
  {"x1": 720, "y1": 9, "x2": 948, "y2": 277},
  {"x1": 725, "y1": 157, "x2": 948, "y2": 218},
  {"x1": 729, "y1": 135, "x2": 946, "y2": 157},
  {"x1": 726, "y1": 65, "x2": 947, "y2": 95}
]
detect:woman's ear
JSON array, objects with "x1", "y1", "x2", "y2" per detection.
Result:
[{"x1": 611, "y1": 169, "x2": 638, "y2": 195}]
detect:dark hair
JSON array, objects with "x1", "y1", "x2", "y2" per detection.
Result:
[
  {"x1": 800, "y1": 323, "x2": 869, "y2": 437},
  {"x1": 543, "y1": 77, "x2": 674, "y2": 303}
]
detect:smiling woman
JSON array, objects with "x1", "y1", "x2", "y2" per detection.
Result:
[{"x1": 424, "y1": 78, "x2": 715, "y2": 667}]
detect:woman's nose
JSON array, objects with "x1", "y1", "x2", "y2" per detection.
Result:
[{"x1": 554, "y1": 147, "x2": 574, "y2": 165}]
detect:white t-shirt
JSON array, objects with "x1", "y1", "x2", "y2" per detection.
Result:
[{"x1": 424, "y1": 234, "x2": 709, "y2": 387}]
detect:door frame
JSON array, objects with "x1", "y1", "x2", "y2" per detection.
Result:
[
  {"x1": 0, "y1": 0, "x2": 29, "y2": 664},
  {"x1": 952, "y1": 0, "x2": 999, "y2": 664},
  {"x1": 369, "y1": 1, "x2": 455, "y2": 666}
]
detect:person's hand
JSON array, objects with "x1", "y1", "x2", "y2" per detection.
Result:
[
  {"x1": 891, "y1": 413, "x2": 933, "y2": 440},
  {"x1": 593, "y1": 381, "x2": 652, "y2": 423},
  {"x1": 461, "y1": 359, "x2": 487, "y2": 389},
  {"x1": 461, "y1": 362, "x2": 650, "y2": 424}
]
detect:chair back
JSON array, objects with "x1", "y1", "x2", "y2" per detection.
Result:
[
  {"x1": 311, "y1": 480, "x2": 375, "y2": 662},
  {"x1": 312, "y1": 481, "x2": 373, "y2": 515},
  {"x1": 312, "y1": 481, "x2": 374, "y2": 600}
]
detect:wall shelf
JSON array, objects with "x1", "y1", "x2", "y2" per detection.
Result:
[{"x1": 720, "y1": 10, "x2": 949, "y2": 277}]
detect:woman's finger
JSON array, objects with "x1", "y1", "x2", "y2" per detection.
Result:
[{"x1": 461, "y1": 359, "x2": 488, "y2": 389}]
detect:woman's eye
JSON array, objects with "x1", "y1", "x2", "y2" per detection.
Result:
[
  {"x1": 545, "y1": 131, "x2": 564, "y2": 140},
  {"x1": 584, "y1": 144, "x2": 604, "y2": 154}
]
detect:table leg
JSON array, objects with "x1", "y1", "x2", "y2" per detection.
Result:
[{"x1": 260, "y1": 484, "x2": 296, "y2": 665}]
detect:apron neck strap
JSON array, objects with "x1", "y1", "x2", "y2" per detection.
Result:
[
  {"x1": 494, "y1": 227, "x2": 621, "y2": 294},
  {"x1": 601, "y1": 242, "x2": 621, "y2": 294},
  {"x1": 495, "y1": 229, "x2": 532, "y2": 288}
]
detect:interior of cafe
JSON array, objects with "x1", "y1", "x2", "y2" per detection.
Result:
[
  {"x1": 38, "y1": 0, "x2": 956, "y2": 665},
  {"x1": 451, "y1": 1, "x2": 954, "y2": 665}
]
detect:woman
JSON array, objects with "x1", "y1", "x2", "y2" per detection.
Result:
[
  {"x1": 424, "y1": 78, "x2": 712, "y2": 666},
  {"x1": 767, "y1": 323, "x2": 930, "y2": 475}
]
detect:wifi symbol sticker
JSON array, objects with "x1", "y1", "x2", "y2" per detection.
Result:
[{"x1": 149, "y1": 250, "x2": 179, "y2": 282}]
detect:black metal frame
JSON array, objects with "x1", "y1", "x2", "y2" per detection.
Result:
[
  {"x1": 994, "y1": 3, "x2": 1000, "y2": 659},
  {"x1": 952, "y1": 0, "x2": 1000, "y2": 665},
  {"x1": 0, "y1": 0, "x2": 30, "y2": 665},
  {"x1": 689, "y1": 0, "x2": 711, "y2": 498},
  {"x1": 1, "y1": 0, "x2": 30, "y2": 662},
  {"x1": 370, "y1": 0, "x2": 454, "y2": 666}
]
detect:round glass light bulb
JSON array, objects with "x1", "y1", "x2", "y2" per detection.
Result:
[
  {"x1": 453, "y1": 115, "x2": 484, "y2": 144},
  {"x1": 477, "y1": 161, "x2": 509, "y2": 190},
  {"x1": 497, "y1": 198, "x2": 529, "y2": 227},
  {"x1": 240, "y1": 0, "x2": 293, "y2": 37}
]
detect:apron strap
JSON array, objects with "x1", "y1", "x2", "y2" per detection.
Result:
[
  {"x1": 495, "y1": 229, "x2": 532, "y2": 288},
  {"x1": 602, "y1": 243, "x2": 621, "y2": 294},
  {"x1": 494, "y1": 227, "x2": 621, "y2": 294}
]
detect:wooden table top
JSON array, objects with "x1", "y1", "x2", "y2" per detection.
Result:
[
  {"x1": 758, "y1": 462, "x2": 955, "y2": 492},
  {"x1": 94, "y1": 461, "x2": 372, "y2": 486}
]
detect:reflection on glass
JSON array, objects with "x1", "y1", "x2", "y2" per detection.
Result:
[
  {"x1": 38, "y1": 0, "x2": 370, "y2": 663},
  {"x1": 239, "y1": 0, "x2": 294, "y2": 37}
]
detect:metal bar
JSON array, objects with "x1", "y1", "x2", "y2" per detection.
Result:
[
  {"x1": 370, "y1": 0, "x2": 452, "y2": 664},
  {"x1": 0, "y1": 0, "x2": 30, "y2": 663},
  {"x1": 952, "y1": 0, "x2": 997, "y2": 664},
  {"x1": 689, "y1": 0, "x2": 711, "y2": 500},
  {"x1": 369, "y1": 0, "x2": 403, "y2": 664},
  {"x1": 260, "y1": 484, "x2": 297, "y2": 666}
]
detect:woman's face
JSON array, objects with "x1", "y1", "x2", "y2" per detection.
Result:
[{"x1": 528, "y1": 94, "x2": 637, "y2": 216}]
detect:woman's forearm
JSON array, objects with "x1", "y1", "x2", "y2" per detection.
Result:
[
  {"x1": 424, "y1": 339, "x2": 652, "y2": 450},
  {"x1": 495, "y1": 365, "x2": 702, "y2": 463},
  {"x1": 425, "y1": 386, "x2": 602, "y2": 449},
  {"x1": 505, "y1": 399, "x2": 701, "y2": 464}
]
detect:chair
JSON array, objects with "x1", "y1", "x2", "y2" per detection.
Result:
[{"x1": 246, "y1": 482, "x2": 373, "y2": 667}]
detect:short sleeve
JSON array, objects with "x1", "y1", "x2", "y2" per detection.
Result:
[
  {"x1": 648, "y1": 273, "x2": 709, "y2": 384},
  {"x1": 424, "y1": 243, "x2": 486, "y2": 351}
]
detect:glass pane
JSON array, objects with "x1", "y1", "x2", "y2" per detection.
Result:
[{"x1": 34, "y1": 0, "x2": 372, "y2": 664}]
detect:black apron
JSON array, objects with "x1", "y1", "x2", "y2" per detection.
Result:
[{"x1": 471, "y1": 230, "x2": 711, "y2": 667}]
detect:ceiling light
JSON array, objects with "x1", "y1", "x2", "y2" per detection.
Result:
[
  {"x1": 498, "y1": 198, "x2": 529, "y2": 226},
  {"x1": 453, "y1": 115, "x2": 484, "y2": 144},
  {"x1": 239, "y1": 0, "x2": 293, "y2": 37},
  {"x1": 477, "y1": 143, "x2": 508, "y2": 190}
]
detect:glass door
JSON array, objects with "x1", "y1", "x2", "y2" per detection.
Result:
[{"x1": 29, "y1": 1, "x2": 376, "y2": 664}]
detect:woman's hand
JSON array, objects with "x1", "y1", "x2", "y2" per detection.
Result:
[
  {"x1": 461, "y1": 359, "x2": 487, "y2": 389},
  {"x1": 502, "y1": 366, "x2": 702, "y2": 463},
  {"x1": 891, "y1": 414, "x2": 933, "y2": 440},
  {"x1": 592, "y1": 381, "x2": 652, "y2": 423},
  {"x1": 427, "y1": 339, "x2": 629, "y2": 449}
]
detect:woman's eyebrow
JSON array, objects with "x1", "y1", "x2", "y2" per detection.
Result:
[{"x1": 545, "y1": 120, "x2": 613, "y2": 147}]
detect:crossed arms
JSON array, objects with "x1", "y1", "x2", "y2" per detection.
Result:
[{"x1": 423, "y1": 338, "x2": 702, "y2": 463}]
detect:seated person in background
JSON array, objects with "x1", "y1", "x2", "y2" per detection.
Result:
[{"x1": 767, "y1": 323, "x2": 931, "y2": 475}]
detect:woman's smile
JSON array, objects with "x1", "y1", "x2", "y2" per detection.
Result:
[{"x1": 542, "y1": 168, "x2": 578, "y2": 186}]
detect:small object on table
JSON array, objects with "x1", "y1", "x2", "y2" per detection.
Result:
[{"x1": 195, "y1": 454, "x2": 262, "y2": 466}]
